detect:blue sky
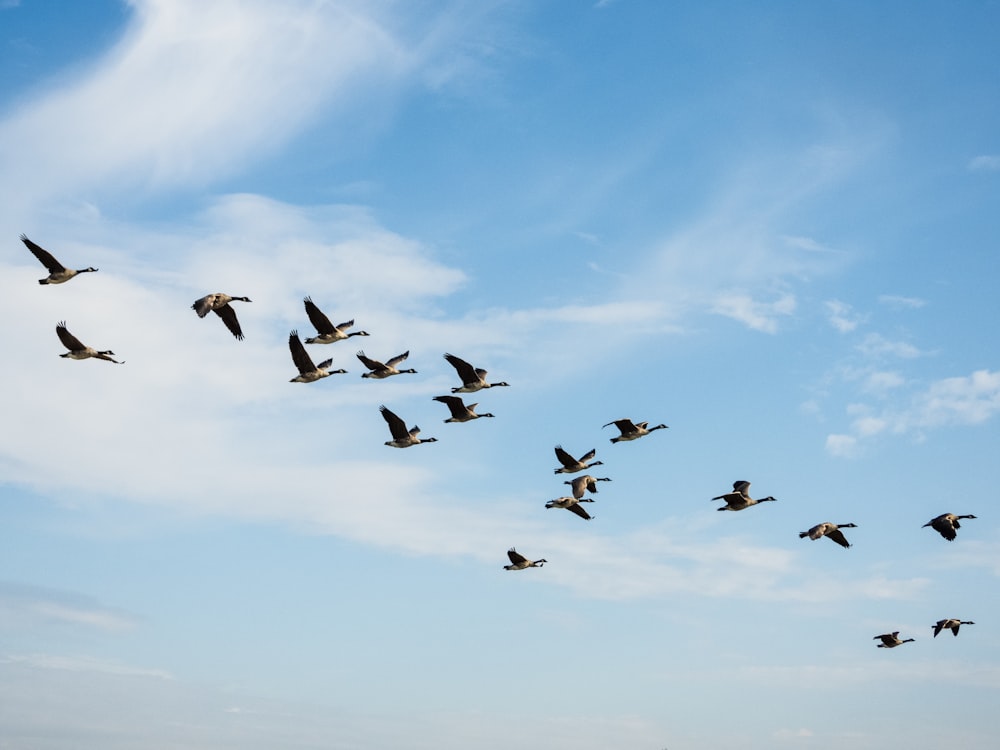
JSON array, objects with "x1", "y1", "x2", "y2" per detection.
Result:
[{"x1": 1, "y1": 1, "x2": 999, "y2": 747}]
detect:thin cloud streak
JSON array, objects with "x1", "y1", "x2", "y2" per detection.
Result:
[{"x1": 0, "y1": 0, "x2": 435, "y2": 207}]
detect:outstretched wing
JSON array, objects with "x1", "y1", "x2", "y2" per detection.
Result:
[
  {"x1": 603, "y1": 418, "x2": 637, "y2": 433},
  {"x1": 826, "y1": 528, "x2": 851, "y2": 548},
  {"x1": 213, "y1": 304, "x2": 244, "y2": 340},
  {"x1": 433, "y1": 395, "x2": 467, "y2": 418},
  {"x1": 507, "y1": 548, "x2": 527, "y2": 565},
  {"x1": 554, "y1": 445, "x2": 576, "y2": 468},
  {"x1": 379, "y1": 405, "x2": 409, "y2": 440},
  {"x1": 288, "y1": 331, "x2": 315, "y2": 374},
  {"x1": 566, "y1": 503, "x2": 593, "y2": 520},
  {"x1": 443, "y1": 352, "x2": 478, "y2": 384},
  {"x1": 303, "y1": 297, "x2": 336, "y2": 335},
  {"x1": 386, "y1": 351, "x2": 410, "y2": 368},
  {"x1": 56, "y1": 321, "x2": 84, "y2": 351},
  {"x1": 22, "y1": 235, "x2": 65, "y2": 273},
  {"x1": 357, "y1": 351, "x2": 384, "y2": 370}
]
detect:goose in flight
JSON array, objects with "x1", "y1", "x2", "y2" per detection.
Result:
[
  {"x1": 923, "y1": 513, "x2": 977, "y2": 541},
  {"x1": 799, "y1": 522, "x2": 857, "y2": 549},
  {"x1": 379, "y1": 405, "x2": 437, "y2": 448},
  {"x1": 432, "y1": 395, "x2": 495, "y2": 423},
  {"x1": 302, "y1": 297, "x2": 369, "y2": 344},
  {"x1": 288, "y1": 330, "x2": 347, "y2": 383},
  {"x1": 563, "y1": 474, "x2": 611, "y2": 500},
  {"x1": 443, "y1": 353, "x2": 510, "y2": 393},
  {"x1": 21, "y1": 234, "x2": 97, "y2": 285},
  {"x1": 874, "y1": 632, "x2": 915, "y2": 648},
  {"x1": 553, "y1": 445, "x2": 604, "y2": 475},
  {"x1": 504, "y1": 548, "x2": 547, "y2": 570},
  {"x1": 933, "y1": 618, "x2": 974, "y2": 638},
  {"x1": 358, "y1": 350, "x2": 417, "y2": 379},
  {"x1": 711, "y1": 480, "x2": 776, "y2": 511},
  {"x1": 192, "y1": 293, "x2": 251, "y2": 340},
  {"x1": 545, "y1": 495, "x2": 595, "y2": 521},
  {"x1": 603, "y1": 418, "x2": 668, "y2": 443},
  {"x1": 56, "y1": 322, "x2": 123, "y2": 364}
]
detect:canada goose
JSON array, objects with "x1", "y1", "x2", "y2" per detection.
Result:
[
  {"x1": 799, "y1": 522, "x2": 858, "y2": 549},
  {"x1": 192, "y1": 293, "x2": 251, "y2": 340},
  {"x1": 443, "y1": 353, "x2": 510, "y2": 393},
  {"x1": 357, "y1": 350, "x2": 417, "y2": 379},
  {"x1": 302, "y1": 297, "x2": 369, "y2": 344},
  {"x1": 56, "y1": 321, "x2": 125, "y2": 365},
  {"x1": 923, "y1": 513, "x2": 977, "y2": 541},
  {"x1": 564, "y1": 474, "x2": 611, "y2": 500},
  {"x1": 432, "y1": 395, "x2": 495, "y2": 423},
  {"x1": 874, "y1": 632, "x2": 915, "y2": 648},
  {"x1": 711, "y1": 480, "x2": 776, "y2": 511},
  {"x1": 553, "y1": 445, "x2": 604, "y2": 475},
  {"x1": 379, "y1": 405, "x2": 437, "y2": 448},
  {"x1": 933, "y1": 618, "x2": 974, "y2": 637},
  {"x1": 21, "y1": 234, "x2": 97, "y2": 284},
  {"x1": 288, "y1": 330, "x2": 347, "y2": 383},
  {"x1": 55, "y1": 322, "x2": 123, "y2": 364},
  {"x1": 545, "y1": 495, "x2": 595, "y2": 520},
  {"x1": 504, "y1": 547, "x2": 547, "y2": 570},
  {"x1": 603, "y1": 418, "x2": 668, "y2": 443}
]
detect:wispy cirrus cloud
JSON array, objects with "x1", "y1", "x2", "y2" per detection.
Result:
[
  {"x1": 968, "y1": 154, "x2": 1000, "y2": 171},
  {"x1": 825, "y1": 299, "x2": 865, "y2": 333},
  {"x1": 827, "y1": 369, "x2": 1000, "y2": 455},
  {"x1": 712, "y1": 292, "x2": 796, "y2": 333},
  {"x1": 857, "y1": 332, "x2": 925, "y2": 359},
  {"x1": 0, "y1": 0, "x2": 466, "y2": 212},
  {"x1": 878, "y1": 294, "x2": 926, "y2": 310},
  {"x1": 0, "y1": 582, "x2": 138, "y2": 632}
]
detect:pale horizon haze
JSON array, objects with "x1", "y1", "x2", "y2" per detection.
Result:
[{"x1": 1, "y1": 2, "x2": 999, "y2": 749}]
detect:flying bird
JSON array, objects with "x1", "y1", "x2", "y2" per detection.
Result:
[
  {"x1": 432, "y1": 395, "x2": 495, "y2": 423},
  {"x1": 553, "y1": 445, "x2": 604, "y2": 475},
  {"x1": 923, "y1": 513, "x2": 977, "y2": 541},
  {"x1": 799, "y1": 522, "x2": 857, "y2": 549},
  {"x1": 288, "y1": 330, "x2": 347, "y2": 383},
  {"x1": 545, "y1": 495, "x2": 595, "y2": 521},
  {"x1": 711, "y1": 480, "x2": 776, "y2": 511},
  {"x1": 443, "y1": 353, "x2": 510, "y2": 393},
  {"x1": 21, "y1": 234, "x2": 98, "y2": 285},
  {"x1": 563, "y1": 474, "x2": 611, "y2": 500},
  {"x1": 192, "y1": 293, "x2": 251, "y2": 340},
  {"x1": 603, "y1": 418, "x2": 668, "y2": 443},
  {"x1": 357, "y1": 350, "x2": 417, "y2": 379},
  {"x1": 933, "y1": 619, "x2": 974, "y2": 638},
  {"x1": 302, "y1": 297, "x2": 369, "y2": 344},
  {"x1": 55, "y1": 322, "x2": 123, "y2": 364},
  {"x1": 504, "y1": 548, "x2": 547, "y2": 570},
  {"x1": 379, "y1": 405, "x2": 437, "y2": 448},
  {"x1": 874, "y1": 632, "x2": 915, "y2": 648}
]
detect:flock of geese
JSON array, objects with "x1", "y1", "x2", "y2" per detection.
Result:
[{"x1": 20, "y1": 234, "x2": 982, "y2": 649}]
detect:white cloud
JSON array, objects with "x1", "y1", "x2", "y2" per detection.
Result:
[
  {"x1": 0, "y1": 0, "x2": 442, "y2": 209},
  {"x1": 712, "y1": 293, "x2": 796, "y2": 333},
  {"x1": 825, "y1": 299, "x2": 864, "y2": 332},
  {"x1": 857, "y1": 332, "x2": 924, "y2": 359},
  {"x1": 878, "y1": 294, "x2": 926, "y2": 310},
  {"x1": 0, "y1": 653, "x2": 170, "y2": 680},
  {"x1": 907, "y1": 369, "x2": 1000, "y2": 428},
  {"x1": 828, "y1": 369, "x2": 1000, "y2": 452},
  {"x1": 825, "y1": 433, "x2": 857, "y2": 457},
  {"x1": 782, "y1": 234, "x2": 838, "y2": 253},
  {"x1": 0, "y1": 583, "x2": 138, "y2": 632},
  {"x1": 865, "y1": 370, "x2": 905, "y2": 392},
  {"x1": 968, "y1": 154, "x2": 1000, "y2": 171}
]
